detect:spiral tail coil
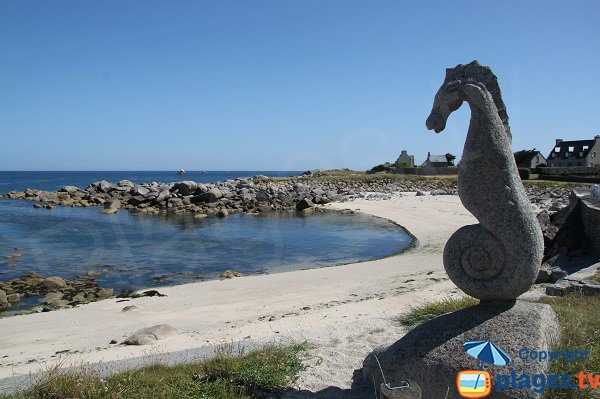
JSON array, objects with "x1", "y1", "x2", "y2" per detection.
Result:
[{"x1": 443, "y1": 224, "x2": 534, "y2": 300}]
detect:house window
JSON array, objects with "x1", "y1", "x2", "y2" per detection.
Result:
[
  {"x1": 565, "y1": 152, "x2": 570, "y2": 158},
  {"x1": 568, "y1": 146, "x2": 574, "y2": 152},
  {"x1": 555, "y1": 147, "x2": 561, "y2": 152},
  {"x1": 594, "y1": 152, "x2": 597, "y2": 158},
  {"x1": 583, "y1": 145, "x2": 589, "y2": 150}
]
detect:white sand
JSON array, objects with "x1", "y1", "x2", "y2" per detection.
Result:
[{"x1": 0, "y1": 194, "x2": 477, "y2": 392}]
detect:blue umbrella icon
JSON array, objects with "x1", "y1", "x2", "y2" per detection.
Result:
[{"x1": 463, "y1": 340, "x2": 511, "y2": 369}]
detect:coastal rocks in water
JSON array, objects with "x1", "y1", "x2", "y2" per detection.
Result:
[
  {"x1": 59, "y1": 186, "x2": 79, "y2": 193},
  {"x1": 96, "y1": 288, "x2": 114, "y2": 299},
  {"x1": 216, "y1": 208, "x2": 229, "y2": 218},
  {"x1": 3, "y1": 171, "x2": 573, "y2": 223},
  {"x1": 101, "y1": 200, "x2": 121, "y2": 214},
  {"x1": 123, "y1": 324, "x2": 178, "y2": 345},
  {"x1": 220, "y1": 270, "x2": 242, "y2": 280},
  {"x1": 0, "y1": 272, "x2": 114, "y2": 313},
  {"x1": 42, "y1": 276, "x2": 67, "y2": 289},
  {"x1": 296, "y1": 198, "x2": 314, "y2": 211},
  {"x1": 0, "y1": 289, "x2": 8, "y2": 311},
  {"x1": 192, "y1": 188, "x2": 222, "y2": 204},
  {"x1": 172, "y1": 181, "x2": 198, "y2": 196}
]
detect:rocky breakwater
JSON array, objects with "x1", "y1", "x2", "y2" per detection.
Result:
[
  {"x1": 2, "y1": 175, "x2": 455, "y2": 217},
  {"x1": 0, "y1": 272, "x2": 113, "y2": 314},
  {"x1": 1, "y1": 174, "x2": 574, "y2": 218}
]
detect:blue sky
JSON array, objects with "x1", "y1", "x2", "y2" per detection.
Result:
[{"x1": 1, "y1": 1, "x2": 599, "y2": 171}]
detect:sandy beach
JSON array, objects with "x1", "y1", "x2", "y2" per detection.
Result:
[{"x1": 0, "y1": 194, "x2": 477, "y2": 393}]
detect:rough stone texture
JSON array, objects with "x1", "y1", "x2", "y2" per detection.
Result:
[
  {"x1": 41, "y1": 276, "x2": 67, "y2": 289},
  {"x1": 296, "y1": 198, "x2": 314, "y2": 211},
  {"x1": 535, "y1": 264, "x2": 567, "y2": 284},
  {"x1": 220, "y1": 270, "x2": 242, "y2": 279},
  {"x1": 363, "y1": 301, "x2": 559, "y2": 399},
  {"x1": 0, "y1": 289, "x2": 8, "y2": 311},
  {"x1": 123, "y1": 324, "x2": 178, "y2": 346},
  {"x1": 576, "y1": 189, "x2": 600, "y2": 256},
  {"x1": 426, "y1": 61, "x2": 543, "y2": 300},
  {"x1": 546, "y1": 279, "x2": 600, "y2": 296},
  {"x1": 380, "y1": 380, "x2": 421, "y2": 399}
]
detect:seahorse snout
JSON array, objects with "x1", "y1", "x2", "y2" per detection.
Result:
[{"x1": 426, "y1": 112, "x2": 446, "y2": 133}]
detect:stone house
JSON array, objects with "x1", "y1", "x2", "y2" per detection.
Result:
[
  {"x1": 395, "y1": 150, "x2": 415, "y2": 167},
  {"x1": 547, "y1": 136, "x2": 600, "y2": 167},
  {"x1": 514, "y1": 150, "x2": 546, "y2": 169},
  {"x1": 421, "y1": 152, "x2": 449, "y2": 167}
]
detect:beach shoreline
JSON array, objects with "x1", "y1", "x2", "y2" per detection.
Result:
[{"x1": 0, "y1": 194, "x2": 479, "y2": 393}]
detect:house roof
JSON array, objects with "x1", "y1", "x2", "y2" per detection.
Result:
[
  {"x1": 514, "y1": 150, "x2": 544, "y2": 166},
  {"x1": 548, "y1": 140, "x2": 595, "y2": 160},
  {"x1": 428, "y1": 154, "x2": 448, "y2": 163}
]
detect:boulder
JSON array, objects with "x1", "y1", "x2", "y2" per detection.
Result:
[
  {"x1": 132, "y1": 186, "x2": 150, "y2": 196},
  {"x1": 293, "y1": 183, "x2": 304, "y2": 193},
  {"x1": 217, "y1": 209, "x2": 229, "y2": 218},
  {"x1": 0, "y1": 289, "x2": 8, "y2": 311},
  {"x1": 172, "y1": 181, "x2": 198, "y2": 196},
  {"x1": 220, "y1": 270, "x2": 242, "y2": 279},
  {"x1": 43, "y1": 292, "x2": 64, "y2": 305},
  {"x1": 42, "y1": 276, "x2": 67, "y2": 289},
  {"x1": 296, "y1": 198, "x2": 314, "y2": 211},
  {"x1": 60, "y1": 186, "x2": 79, "y2": 193},
  {"x1": 535, "y1": 265, "x2": 567, "y2": 284},
  {"x1": 156, "y1": 189, "x2": 171, "y2": 203},
  {"x1": 117, "y1": 180, "x2": 135, "y2": 188},
  {"x1": 96, "y1": 288, "x2": 114, "y2": 299},
  {"x1": 363, "y1": 301, "x2": 559, "y2": 399},
  {"x1": 97, "y1": 180, "x2": 113, "y2": 193},
  {"x1": 101, "y1": 199, "x2": 121, "y2": 214},
  {"x1": 546, "y1": 279, "x2": 600, "y2": 296},
  {"x1": 127, "y1": 196, "x2": 147, "y2": 206},
  {"x1": 255, "y1": 191, "x2": 270, "y2": 202},
  {"x1": 123, "y1": 324, "x2": 178, "y2": 345},
  {"x1": 192, "y1": 189, "x2": 222, "y2": 204},
  {"x1": 6, "y1": 293, "x2": 20, "y2": 303}
]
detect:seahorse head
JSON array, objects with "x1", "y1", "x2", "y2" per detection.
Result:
[{"x1": 426, "y1": 60, "x2": 511, "y2": 139}]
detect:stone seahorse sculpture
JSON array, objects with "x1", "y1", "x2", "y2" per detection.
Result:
[{"x1": 425, "y1": 61, "x2": 543, "y2": 300}]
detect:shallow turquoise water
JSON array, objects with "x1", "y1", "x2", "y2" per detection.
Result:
[{"x1": 0, "y1": 199, "x2": 412, "y2": 293}]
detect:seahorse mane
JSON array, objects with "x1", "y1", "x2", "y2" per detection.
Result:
[{"x1": 445, "y1": 60, "x2": 511, "y2": 139}]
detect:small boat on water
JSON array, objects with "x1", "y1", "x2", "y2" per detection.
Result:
[{"x1": 177, "y1": 169, "x2": 185, "y2": 176}]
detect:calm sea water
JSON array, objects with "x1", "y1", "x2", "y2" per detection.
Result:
[{"x1": 0, "y1": 171, "x2": 412, "y2": 299}]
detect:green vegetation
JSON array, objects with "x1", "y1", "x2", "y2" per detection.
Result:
[
  {"x1": 541, "y1": 294, "x2": 600, "y2": 399},
  {"x1": 395, "y1": 296, "x2": 478, "y2": 329},
  {"x1": 290, "y1": 170, "x2": 459, "y2": 187},
  {"x1": 2, "y1": 342, "x2": 310, "y2": 399}
]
